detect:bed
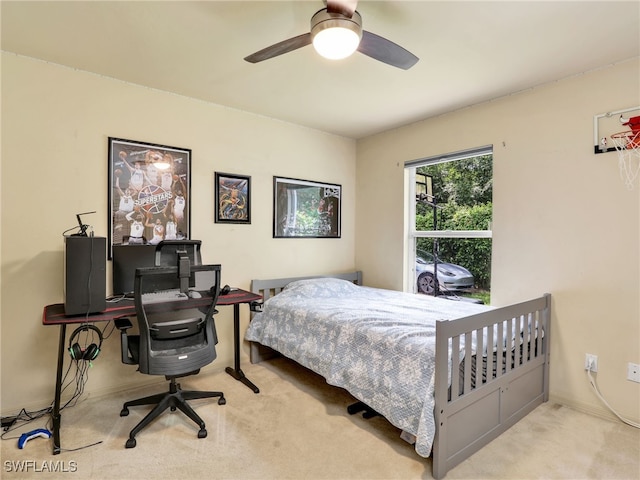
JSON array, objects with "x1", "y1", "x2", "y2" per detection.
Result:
[{"x1": 245, "y1": 272, "x2": 550, "y2": 479}]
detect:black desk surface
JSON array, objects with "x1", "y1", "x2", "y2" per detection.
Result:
[{"x1": 43, "y1": 289, "x2": 262, "y2": 325}]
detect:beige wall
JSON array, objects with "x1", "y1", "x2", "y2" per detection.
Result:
[
  {"x1": 356, "y1": 58, "x2": 640, "y2": 422},
  {"x1": 0, "y1": 53, "x2": 356, "y2": 412},
  {"x1": 2, "y1": 51, "x2": 639, "y2": 425}
]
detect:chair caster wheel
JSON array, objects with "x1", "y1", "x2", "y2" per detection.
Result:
[
  {"x1": 218, "y1": 397, "x2": 226, "y2": 405},
  {"x1": 198, "y1": 429, "x2": 207, "y2": 439},
  {"x1": 120, "y1": 408, "x2": 129, "y2": 417},
  {"x1": 125, "y1": 438, "x2": 136, "y2": 448}
]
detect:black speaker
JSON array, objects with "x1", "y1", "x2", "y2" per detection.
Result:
[{"x1": 64, "y1": 236, "x2": 106, "y2": 316}]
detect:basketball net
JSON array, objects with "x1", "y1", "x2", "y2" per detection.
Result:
[{"x1": 611, "y1": 130, "x2": 640, "y2": 190}]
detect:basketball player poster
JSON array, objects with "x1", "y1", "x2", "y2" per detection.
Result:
[{"x1": 108, "y1": 137, "x2": 191, "y2": 258}]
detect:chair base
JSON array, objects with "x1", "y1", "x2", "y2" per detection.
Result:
[{"x1": 120, "y1": 377, "x2": 225, "y2": 448}]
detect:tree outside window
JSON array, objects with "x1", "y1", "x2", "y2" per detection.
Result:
[{"x1": 413, "y1": 154, "x2": 493, "y2": 303}]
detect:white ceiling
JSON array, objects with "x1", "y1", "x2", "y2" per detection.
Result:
[{"x1": 2, "y1": 1, "x2": 639, "y2": 139}]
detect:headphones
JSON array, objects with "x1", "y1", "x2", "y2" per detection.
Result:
[{"x1": 68, "y1": 324, "x2": 103, "y2": 361}]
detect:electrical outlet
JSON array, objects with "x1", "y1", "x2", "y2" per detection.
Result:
[
  {"x1": 585, "y1": 353, "x2": 598, "y2": 372},
  {"x1": 627, "y1": 363, "x2": 640, "y2": 383}
]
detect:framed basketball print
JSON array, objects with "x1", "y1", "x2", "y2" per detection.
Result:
[
  {"x1": 273, "y1": 176, "x2": 341, "y2": 238},
  {"x1": 214, "y1": 172, "x2": 251, "y2": 224},
  {"x1": 107, "y1": 137, "x2": 191, "y2": 258}
]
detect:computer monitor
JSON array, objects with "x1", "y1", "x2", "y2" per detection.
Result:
[
  {"x1": 112, "y1": 240, "x2": 202, "y2": 295},
  {"x1": 112, "y1": 245, "x2": 156, "y2": 295}
]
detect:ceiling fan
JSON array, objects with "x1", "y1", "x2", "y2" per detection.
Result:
[{"x1": 244, "y1": 0, "x2": 419, "y2": 70}]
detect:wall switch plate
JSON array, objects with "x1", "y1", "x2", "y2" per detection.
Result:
[{"x1": 627, "y1": 363, "x2": 640, "y2": 383}]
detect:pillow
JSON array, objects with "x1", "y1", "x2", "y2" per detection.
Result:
[{"x1": 282, "y1": 277, "x2": 360, "y2": 298}]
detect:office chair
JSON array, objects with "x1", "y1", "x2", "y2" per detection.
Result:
[{"x1": 115, "y1": 263, "x2": 225, "y2": 448}]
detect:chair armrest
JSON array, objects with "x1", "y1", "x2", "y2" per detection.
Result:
[
  {"x1": 114, "y1": 317, "x2": 133, "y2": 331},
  {"x1": 114, "y1": 317, "x2": 136, "y2": 365}
]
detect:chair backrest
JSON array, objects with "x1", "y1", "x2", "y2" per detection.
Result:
[
  {"x1": 154, "y1": 239, "x2": 202, "y2": 266},
  {"x1": 133, "y1": 264, "x2": 222, "y2": 376}
]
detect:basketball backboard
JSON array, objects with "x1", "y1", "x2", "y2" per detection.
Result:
[{"x1": 594, "y1": 106, "x2": 640, "y2": 154}]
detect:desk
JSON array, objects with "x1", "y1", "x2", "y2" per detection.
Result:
[{"x1": 42, "y1": 289, "x2": 262, "y2": 455}]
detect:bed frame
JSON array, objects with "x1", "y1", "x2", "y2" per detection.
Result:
[{"x1": 250, "y1": 272, "x2": 551, "y2": 479}]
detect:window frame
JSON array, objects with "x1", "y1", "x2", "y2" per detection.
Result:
[{"x1": 404, "y1": 145, "x2": 493, "y2": 293}]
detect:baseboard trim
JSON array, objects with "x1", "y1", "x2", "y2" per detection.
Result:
[{"x1": 549, "y1": 393, "x2": 640, "y2": 425}]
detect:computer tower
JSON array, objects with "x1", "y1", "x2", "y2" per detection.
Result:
[{"x1": 64, "y1": 236, "x2": 106, "y2": 316}]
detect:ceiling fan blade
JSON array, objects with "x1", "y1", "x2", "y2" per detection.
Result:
[
  {"x1": 244, "y1": 33, "x2": 312, "y2": 63},
  {"x1": 326, "y1": 0, "x2": 358, "y2": 17},
  {"x1": 358, "y1": 30, "x2": 419, "y2": 70}
]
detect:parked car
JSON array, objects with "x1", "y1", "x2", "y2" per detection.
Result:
[{"x1": 416, "y1": 251, "x2": 474, "y2": 295}]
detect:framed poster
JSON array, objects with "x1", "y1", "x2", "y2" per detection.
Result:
[
  {"x1": 273, "y1": 176, "x2": 341, "y2": 238},
  {"x1": 214, "y1": 172, "x2": 251, "y2": 224},
  {"x1": 108, "y1": 137, "x2": 191, "y2": 258}
]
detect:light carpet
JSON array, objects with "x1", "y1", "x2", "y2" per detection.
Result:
[{"x1": 1, "y1": 357, "x2": 638, "y2": 480}]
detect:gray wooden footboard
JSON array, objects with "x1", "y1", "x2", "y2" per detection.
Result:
[
  {"x1": 249, "y1": 273, "x2": 550, "y2": 480},
  {"x1": 432, "y1": 293, "x2": 551, "y2": 479}
]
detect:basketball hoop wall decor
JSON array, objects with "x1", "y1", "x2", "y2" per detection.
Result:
[
  {"x1": 593, "y1": 107, "x2": 640, "y2": 190},
  {"x1": 107, "y1": 137, "x2": 191, "y2": 258},
  {"x1": 611, "y1": 127, "x2": 640, "y2": 190}
]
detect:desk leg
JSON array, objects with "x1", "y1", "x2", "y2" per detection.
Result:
[
  {"x1": 225, "y1": 304, "x2": 259, "y2": 393},
  {"x1": 51, "y1": 324, "x2": 66, "y2": 454}
]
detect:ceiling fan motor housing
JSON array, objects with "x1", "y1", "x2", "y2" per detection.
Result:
[
  {"x1": 310, "y1": 9, "x2": 363, "y2": 59},
  {"x1": 311, "y1": 8, "x2": 363, "y2": 42}
]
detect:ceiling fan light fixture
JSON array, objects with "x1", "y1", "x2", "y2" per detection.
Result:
[{"x1": 311, "y1": 9, "x2": 362, "y2": 60}]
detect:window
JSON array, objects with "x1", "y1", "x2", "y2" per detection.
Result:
[{"x1": 405, "y1": 146, "x2": 493, "y2": 304}]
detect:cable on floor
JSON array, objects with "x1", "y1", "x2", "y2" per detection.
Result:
[{"x1": 586, "y1": 362, "x2": 640, "y2": 429}]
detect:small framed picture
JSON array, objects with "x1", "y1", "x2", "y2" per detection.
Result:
[
  {"x1": 214, "y1": 172, "x2": 251, "y2": 224},
  {"x1": 273, "y1": 176, "x2": 341, "y2": 238}
]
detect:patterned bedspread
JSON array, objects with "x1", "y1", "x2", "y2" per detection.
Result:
[{"x1": 245, "y1": 277, "x2": 491, "y2": 456}]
